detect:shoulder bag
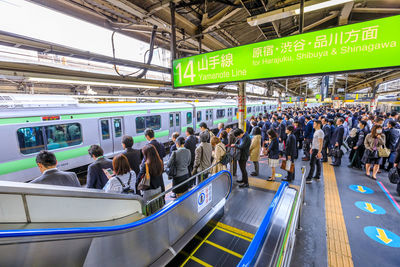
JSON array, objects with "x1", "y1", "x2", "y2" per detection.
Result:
[
  {"x1": 138, "y1": 163, "x2": 151, "y2": 191},
  {"x1": 115, "y1": 172, "x2": 135, "y2": 194},
  {"x1": 165, "y1": 151, "x2": 178, "y2": 178}
]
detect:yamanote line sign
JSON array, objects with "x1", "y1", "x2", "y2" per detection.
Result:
[{"x1": 172, "y1": 15, "x2": 400, "y2": 88}]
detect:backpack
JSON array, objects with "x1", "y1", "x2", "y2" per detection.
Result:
[
  {"x1": 115, "y1": 173, "x2": 135, "y2": 194},
  {"x1": 388, "y1": 167, "x2": 400, "y2": 184}
]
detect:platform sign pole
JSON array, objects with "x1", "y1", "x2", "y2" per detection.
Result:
[{"x1": 238, "y1": 82, "x2": 246, "y2": 131}]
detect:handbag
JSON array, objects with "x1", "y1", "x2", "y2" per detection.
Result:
[
  {"x1": 165, "y1": 151, "x2": 178, "y2": 178},
  {"x1": 388, "y1": 167, "x2": 400, "y2": 184},
  {"x1": 281, "y1": 159, "x2": 295, "y2": 173},
  {"x1": 378, "y1": 145, "x2": 390, "y2": 158},
  {"x1": 138, "y1": 163, "x2": 151, "y2": 191}
]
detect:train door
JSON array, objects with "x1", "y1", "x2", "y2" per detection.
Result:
[
  {"x1": 207, "y1": 109, "x2": 214, "y2": 128},
  {"x1": 98, "y1": 117, "x2": 124, "y2": 155},
  {"x1": 169, "y1": 112, "x2": 181, "y2": 136}
]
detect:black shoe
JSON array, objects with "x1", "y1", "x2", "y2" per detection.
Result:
[
  {"x1": 236, "y1": 179, "x2": 244, "y2": 183},
  {"x1": 313, "y1": 176, "x2": 321, "y2": 181},
  {"x1": 330, "y1": 163, "x2": 339, "y2": 166},
  {"x1": 250, "y1": 172, "x2": 258, "y2": 176},
  {"x1": 282, "y1": 178, "x2": 292, "y2": 182},
  {"x1": 306, "y1": 178, "x2": 312, "y2": 184},
  {"x1": 239, "y1": 183, "x2": 249, "y2": 188}
]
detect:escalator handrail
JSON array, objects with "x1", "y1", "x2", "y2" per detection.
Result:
[
  {"x1": 0, "y1": 170, "x2": 232, "y2": 238},
  {"x1": 237, "y1": 181, "x2": 289, "y2": 267}
]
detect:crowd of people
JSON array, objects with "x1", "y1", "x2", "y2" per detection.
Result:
[{"x1": 29, "y1": 105, "x2": 400, "y2": 206}]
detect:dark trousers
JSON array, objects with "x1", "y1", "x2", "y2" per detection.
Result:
[
  {"x1": 322, "y1": 140, "x2": 329, "y2": 161},
  {"x1": 172, "y1": 173, "x2": 190, "y2": 194},
  {"x1": 303, "y1": 139, "x2": 311, "y2": 159},
  {"x1": 252, "y1": 161, "x2": 259, "y2": 175},
  {"x1": 230, "y1": 160, "x2": 237, "y2": 176},
  {"x1": 286, "y1": 156, "x2": 295, "y2": 181},
  {"x1": 238, "y1": 159, "x2": 248, "y2": 184},
  {"x1": 307, "y1": 149, "x2": 321, "y2": 179}
]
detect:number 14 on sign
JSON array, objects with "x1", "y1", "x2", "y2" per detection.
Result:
[{"x1": 175, "y1": 60, "x2": 196, "y2": 84}]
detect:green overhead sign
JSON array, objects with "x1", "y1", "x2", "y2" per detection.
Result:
[{"x1": 172, "y1": 15, "x2": 400, "y2": 88}]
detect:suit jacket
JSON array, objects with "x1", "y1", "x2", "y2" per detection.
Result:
[
  {"x1": 332, "y1": 125, "x2": 345, "y2": 146},
  {"x1": 278, "y1": 121, "x2": 287, "y2": 142},
  {"x1": 123, "y1": 147, "x2": 142, "y2": 176},
  {"x1": 168, "y1": 147, "x2": 191, "y2": 177},
  {"x1": 285, "y1": 133, "x2": 297, "y2": 158},
  {"x1": 235, "y1": 133, "x2": 251, "y2": 161},
  {"x1": 304, "y1": 121, "x2": 314, "y2": 140},
  {"x1": 193, "y1": 142, "x2": 213, "y2": 172},
  {"x1": 385, "y1": 128, "x2": 400, "y2": 151},
  {"x1": 184, "y1": 135, "x2": 198, "y2": 166},
  {"x1": 149, "y1": 139, "x2": 166, "y2": 159},
  {"x1": 322, "y1": 124, "x2": 331, "y2": 144},
  {"x1": 87, "y1": 157, "x2": 113, "y2": 189},
  {"x1": 31, "y1": 169, "x2": 80, "y2": 187}
]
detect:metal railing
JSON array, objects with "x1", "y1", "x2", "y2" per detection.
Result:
[{"x1": 145, "y1": 161, "x2": 222, "y2": 209}]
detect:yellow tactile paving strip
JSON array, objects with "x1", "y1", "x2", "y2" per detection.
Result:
[{"x1": 323, "y1": 161, "x2": 354, "y2": 267}]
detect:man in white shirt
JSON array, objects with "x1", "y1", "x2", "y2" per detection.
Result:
[{"x1": 306, "y1": 120, "x2": 324, "y2": 184}]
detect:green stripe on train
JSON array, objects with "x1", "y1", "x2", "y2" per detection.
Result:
[
  {"x1": 0, "y1": 146, "x2": 91, "y2": 176},
  {"x1": 214, "y1": 118, "x2": 228, "y2": 124},
  {"x1": 133, "y1": 130, "x2": 169, "y2": 143}
]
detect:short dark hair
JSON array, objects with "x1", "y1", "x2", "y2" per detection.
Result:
[
  {"x1": 277, "y1": 116, "x2": 283, "y2": 120},
  {"x1": 267, "y1": 129, "x2": 277, "y2": 139},
  {"x1": 233, "y1": 128, "x2": 244, "y2": 137},
  {"x1": 176, "y1": 136, "x2": 186, "y2": 146},
  {"x1": 338, "y1": 118, "x2": 344, "y2": 124},
  {"x1": 359, "y1": 120, "x2": 367, "y2": 127},
  {"x1": 314, "y1": 120, "x2": 322, "y2": 127},
  {"x1": 391, "y1": 111, "x2": 397, "y2": 117},
  {"x1": 112, "y1": 154, "x2": 131, "y2": 175},
  {"x1": 186, "y1": 127, "x2": 194, "y2": 135},
  {"x1": 389, "y1": 121, "x2": 397, "y2": 127},
  {"x1": 252, "y1": 126, "x2": 261, "y2": 135},
  {"x1": 305, "y1": 116, "x2": 311, "y2": 121},
  {"x1": 220, "y1": 130, "x2": 228, "y2": 139},
  {"x1": 199, "y1": 122, "x2": 207, "y2": 129},
  {"x1": 144, "y1": 128, "x2": 154, "y2": 138},
  {"x1": 36, "y1": 150, "x2": 57, "y2": 167},
  {"x1": 287, "y1": 125, "x2": 294, "y2": 132},
  {"x1": 172, "y1": 132, "x2": 180, "y2": 140},
  {"x1": 88, "y1": 144, "x2": 104, "y2": 158},
  {"x1": 122, "y1": 135, "x2": 133, "y2": 148}
]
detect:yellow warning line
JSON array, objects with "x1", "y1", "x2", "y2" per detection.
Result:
[
  {"x1": 180, "y1": 227, "x2": 216, "y2": 267},
  {"x1": 190, "y1": 256, "x2": 213, "y2": 267},
  {"x1": 216, "y1": 222, "x2": 255, "y2": 240},
  {"x1": 204, "y1": 240, "x2": 243, "y2": 258},
  {"x1": 215, "y1": 227, "x2": 253, "y2": 242},
  {"x1": 323, "y1": 161, "x2": 354, "y2": 267}
]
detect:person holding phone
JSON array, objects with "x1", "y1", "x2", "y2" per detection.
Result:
[{"x1": 103, "y1": 154, "x2": 136, "y2": 194}]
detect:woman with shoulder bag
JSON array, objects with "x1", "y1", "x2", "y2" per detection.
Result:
[
  {"x1": 249, "y1": 127, "x2": 262, "y2": 176},
  {"x1": 136, "y1": 144, "x2": 165, "y2": 214},
  {"x1": 364, "y1": 125, "x2": 386, "y2": 180},
  {"x1": 167, "y1": 137, "x2": 191, "y2": 198},
  {"x1": 193, "y1": 132, "x2": 213, "y2": 180},
  {"x1": 266, "y1": 129, "x2": 280, "y2": 181},
  {"x1": 211, "y1": 136, "x2": 227, "y2": 174},
  {"x1": 103, "y1": 154, "x2": 136, "y2": 194}
]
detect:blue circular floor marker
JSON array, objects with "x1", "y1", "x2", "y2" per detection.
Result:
[
  {"x1": 355, "y1": 201, "x2": 386, "y2": 214},
  {"x1": 364, "y1": 226, "x2": 400, "y2": 247},
  {"x1": 349, "y1": 185, "x2": 374, "y2": 194}
]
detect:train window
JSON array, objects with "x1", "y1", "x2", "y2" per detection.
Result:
[
  {"x1": 216, "y1": 109, "x2": 225, "y2": 119},
  {"x1": 205, "y1": 110, "x2": 209, "y2": 121},
  {"x1": 135, "y1": 117, "x2": 145, "y2": 133},
  {"x1": 197, "y1": 111, "x2": 202, "y2": 122},
  {"x1": 101, "y1": 120, "x2": 110, "y2": 140},
  {"x1": 17, "y1": 127, "x2": 45, "y2": 155},
  {"x1": 113, "y1": 119, "x2": 122, "y2": 137},
  {"x1": 176, "y1": 113, "x2": 180, "y2": 127},
  {"x1": 187, "y1": 112, "x2": 192, "y2": 124},
  {"x1": 235, "y1": 108, "x2": 238, "y2": 116},
  {"x1": 228, "y1": 108, "x2": 232, "y2": 117},
  {"x1": 209, "y1": 110, "x2": 213, "y2": 120},
  {"x1": 45, "y1": 123, "x2": 82, "y2": 150},
  {"x1": 169, "y1": 114, "x2": 174, "y2": 127},
  {"x1": 146, "y1": 116, "x2": 161, "y2": 131},
  {"x1": 247, "y1": 107, "x2": 251, "y2": 114}
]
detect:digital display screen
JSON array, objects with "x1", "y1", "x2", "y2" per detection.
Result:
[{"x1": 172, "y1": 15, "x2": 400, "y2": 88}]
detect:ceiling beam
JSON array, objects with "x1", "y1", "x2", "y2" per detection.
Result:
[
  {"x1": 352, "y1": 7, "x2": 400, "y2": 14},
  {"x1": 202, "y1": 5, "x2": 242, "y2": 33},
  {"x1": 339, "y1": 1, "x2": 354, "y2": 25},
  {"x1": 290, "y1": 11, "x2": 339, "y2": 35}
]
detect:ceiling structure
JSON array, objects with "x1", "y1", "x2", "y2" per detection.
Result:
[{"x1": 1, "y1": 0, "x2": 400, "y2": 99}]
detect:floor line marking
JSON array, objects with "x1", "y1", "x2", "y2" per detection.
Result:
[
  {"x1": 215, "y1": 227, "x2": 253, "y2": 242},
  {"x1": 216, "y1": 221, "x2": 255, "y2": 239},
  {"x1": 190, "y1": 256, "x2": 213, "y2": 267},
  {"x1": 204, "y1": 240, "x2": 243, "y2": 258},
  {"x1": 377, "y1": 181, "x2": 400, "y2": 214},
  {"x1": 180, "y1": 227, "x2": 216, "y2": 267},
  {"x1": 323, "y1": 161, "x2": 354, "y2": 267}
]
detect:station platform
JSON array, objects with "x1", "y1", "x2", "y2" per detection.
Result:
[{"x1": 241, "y1": 150, "x2": 400, "y2": 267}]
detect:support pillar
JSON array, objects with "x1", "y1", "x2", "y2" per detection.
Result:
[
  {"x1": 299, "y1": 0, "x2": 305, "y2": 33},
  {"x1": 238, "y1": 82, "x2": 246, "y2": 131},
  {"x1": 170, "y1": 2, "x2": 177, "y2": 61}
]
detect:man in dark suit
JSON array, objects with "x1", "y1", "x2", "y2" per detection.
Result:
[
  {"x1": 233, "y1": 128, "x2": 251, "y2": 188},
  {"x1": 283, "y1": 125, "x2": 296, "y2": 181},
  {"x1": 87, "y1": 145, "x2": 113, "y2": 189},
  {"x1": 30, "y1": 150, "x2": 80, "y2": 187},
  {"x1": 321, "y1": 117, "x2": 332, "y2": 162},
  {"x1": 184, "y1": 127, "x2": 198, "y2": 175},
  {"x1": 302, "y1": 116, "x2": 314, "y2": 161},
  {"x1": 122, "y1": 135, "x2": 142, "y2": 177},
  {"x1": 277, "y1": 116, "x2": 287, "y2": 144},
  {"x1": 331, "y1": 117, "x2": 345, "y2": 166},
  {"x1": 145, "y1": 128, "x2": 166, "y2": 159}
]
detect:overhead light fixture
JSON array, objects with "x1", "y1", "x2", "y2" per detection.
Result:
[
  {"x1": 294, "y1": 0, "x2": 353, "y2": 15},
  {"x1": 27, "y1": 77, "x2": 160, "y2": 89}
]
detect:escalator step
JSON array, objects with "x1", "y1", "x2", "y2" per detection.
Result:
[
  {"x1": 193, "y1": 242, "x2": 242, "y2": 266},
  {"x1": 207, "y1": 228, "x2": 251, "y2": 255}
]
